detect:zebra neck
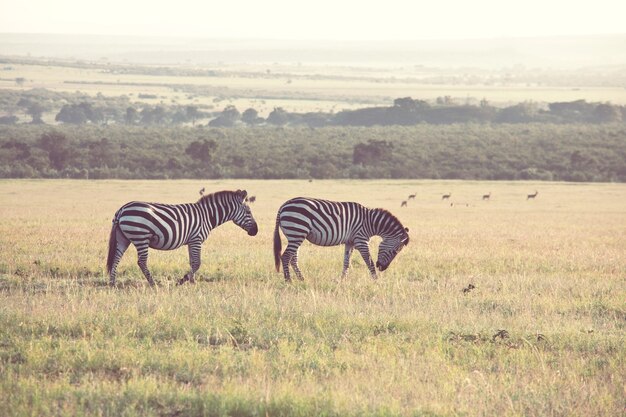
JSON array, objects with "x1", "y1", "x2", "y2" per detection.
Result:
[
  {"x1": 366, "y1": 209, "x2": 398, "y2": 239},
  {"x1": 197, "y1": 200, "x2": 234, "y2": 229}
]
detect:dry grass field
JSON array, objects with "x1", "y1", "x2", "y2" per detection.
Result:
[{"x1": 0, "y1": 179, "x2": 624, "y2": 416}]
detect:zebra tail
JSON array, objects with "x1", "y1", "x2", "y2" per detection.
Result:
[
  {"x1": 106, "y1": 221, "x2": 118, "y2": 275},
  {"x1": 273, "y1": 215, "x2": 282, "y2": 272}
]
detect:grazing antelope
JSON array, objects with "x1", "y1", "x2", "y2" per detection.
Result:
[
  {"x1": 401, "y1": 200, "x2": 408, "y2": 207},
  {"x1": 408, "y1": 193, "x2": 416, "y2": 200},
  {"x1": 482, "y1": 192, "x2": 491, "y2": 200},
  {"x1": 527, "y1": 190, "x2": 538, "y2": 200},
  {"x1": 442, "y1": 193, "x2": 451, "y2": 200}
]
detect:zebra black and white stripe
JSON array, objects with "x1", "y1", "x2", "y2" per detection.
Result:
[
  {"x1": 106, "y1": 189, "x2": 258, "y2": 286},
  {"x1": 273, "y1": 197, "x2": 409, "y2": 281}
]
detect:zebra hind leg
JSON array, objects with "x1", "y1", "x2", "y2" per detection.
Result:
[
  {"x1": 281, "y1": 250, "x2": 293, "y2": 282},
  {"x1": 135, "y1": 244, "x2": 156, "y2": 286},
  {"x1": 109, "y1": 229, "x2": 130, "y2": 287},
  {"x1": 289, "y1": 249, "x2": 304, "y2": 281}
]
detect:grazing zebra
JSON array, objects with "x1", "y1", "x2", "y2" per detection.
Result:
[
  {"x1": 273, "y1": 197, "x2": 409, "y2": 281},
  {"x1": 527, "y1": 190, "x2": 539, "y2": 200},
  {"x1": 442, "y1": 193, "x2": 451, "y2": 200},
  {"x1": 106, "y1": 190, "x2": 258, "y2": 286}
]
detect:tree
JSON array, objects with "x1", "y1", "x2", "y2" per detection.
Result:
[
  {"x1": 38, "y1": 132, "x2": 73, "y2": 170},
  {"x1": 56, "y1": 104, "x2": 88, "y2": 124},
  {"x1": 242, "y1": 108, "x2": 263, "y2": 125},
  {"x1": 26, "y1": 103, "x2": 45, "y2": 124},
  {"x1": 186, "y1": 106, "x2": 201, "y2": 126},
  {"x1": 88, "y1": 138, "x2": 117, "y2": 167},
  {"x1": 185, "y1": 139, "x2": 218, "y2": 163},
  {"x1": 353, "y1": 140, "x2": 394, "y2": 166},
  {"x1": 1, "y1": 140, "x2": 31, "y2": 159},
  {"x1": 125, "y1": 107, "x2": 138, "y2": 125},
  {"x1": 209, "y1": 105, "x2": 240, "y2": 127},
  {"x1": 593, "y1": 103, "x2": 622, "y2": 123},
  {"x1": 266, "y1": 107, "x2": 290, "y2": 125},
  {"x1": 55, "y1": 102, "x2": 105, "y2": 125},
  {"x1": 0, "y1": 115, "x2": 18, "y2": 125},
  {"x1": 497, "y1": 102, "x2": 537, "y2": 123}
]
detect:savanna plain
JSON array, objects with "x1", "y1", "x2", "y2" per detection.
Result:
[{"x1": 0, "y1": 179, "x2": 624, "y2": 417}]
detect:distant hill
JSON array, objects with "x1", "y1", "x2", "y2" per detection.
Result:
[{"x1": 1, "y1": 33, "x2": 625, "y2": 68}]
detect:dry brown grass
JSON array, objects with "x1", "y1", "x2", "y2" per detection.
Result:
[{"x1": 0, "y1": 179, "x2": 624, "y2": 416}]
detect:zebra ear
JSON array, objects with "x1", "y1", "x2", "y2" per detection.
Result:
[
  {"x1": 404, "y1": 227, "x2": 409, "y2": 233},
  {"x1": 237, "y1": 189, "x2": 248, "y2": 201}
]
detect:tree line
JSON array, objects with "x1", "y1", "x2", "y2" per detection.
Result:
[
  {"x1": 1, "y1": 124, "x2": 624, "y2": 182},
  {"x1": 1, "y1": 89, "x2": 625, "y2": 127}
]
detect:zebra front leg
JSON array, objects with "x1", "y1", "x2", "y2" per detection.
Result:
[
  {"x1": 341, "y1": 243, "x2": 354, "y2": 279},
  {"x1": 178, "y1": 241, "x2": 201, "y2": 285},
  {"x1": 136, "y1": 244, "x2": 156, "y2": 286},
  {"x1": 355, "y1": 242, "x2": 377, "y2": 279}
]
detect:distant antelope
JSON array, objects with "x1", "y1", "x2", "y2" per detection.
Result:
[
  {"x1": 527, "y1": 190, "x2": 538, "y2": 200},
  {"x1": 408, "y1": 193, "x2": 416, "y2": 200},
  {"x1": 247, "y1": 196, "x2": 256, "y2": 203},
  {"x1": 199, "y1": 187, "x2": 205, "y2": 196},
  {"x1": 401, "y1": 200, "x2": 407, "y2": 207},
  {"x1": 482, "y1": 192, "x2": 491, "y2": 200},
  {"x1": 442, "y1": 193, "x2": 451, "y2": 200}
]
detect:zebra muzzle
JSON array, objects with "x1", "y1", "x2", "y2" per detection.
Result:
[
  {"x1": 248, "y1": 223, "x2": 258, "y2": 236},
  {"x1": 376, "y1": 261, "x2": 388, "y2": 271}
]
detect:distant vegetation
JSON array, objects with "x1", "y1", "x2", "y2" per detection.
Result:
[
  {"x1": 1, "y1": 88, "x2": 625, "y2": 182},
  {"x1": 1, "y1": 89, "x2": 625, "y2": 127},
  {"x1": 1, "y1": 123, "x2": 624, "y2": 182}
]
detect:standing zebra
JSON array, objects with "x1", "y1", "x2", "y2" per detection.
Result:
[
  {"x1": 273, "y1": 197, "x2": 409, "y2": 281},
  {"x1": 107, "y1": 190, "x2": 258, "y2": 286}
]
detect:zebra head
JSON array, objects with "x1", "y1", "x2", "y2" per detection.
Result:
[
  {"x1": 231, "y1": 190, "x2": 258, "y2": 236},
  {"x1": 376, "y1": 227, "x2": 409, "y2": 272}
]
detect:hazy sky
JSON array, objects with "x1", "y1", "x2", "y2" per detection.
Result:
[{"x1": 2, "y1": 0, "x2": 625, "y2": 40}]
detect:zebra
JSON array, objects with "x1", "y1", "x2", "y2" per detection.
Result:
[
  {"x1": 273, "y1": 197, "x2": 409, "y2": 281},
  {"x1": 106, "y1": 189, "x2": 258, "y2": 286}
]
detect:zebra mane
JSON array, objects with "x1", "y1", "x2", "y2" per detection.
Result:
[
  {"x1": 196, "y1": 190, "x2": 244, "y2": 205},
  {"x1": 371, "y1": 208, "x2": 408, "y2": 239}
]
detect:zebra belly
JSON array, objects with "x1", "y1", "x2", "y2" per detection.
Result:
[
  {"x1": 306, "y1": 229, "x2": 346, "y2": 247},
  {"x1": 119, "y1": 220, "x2": 188, "y2": 251}
]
